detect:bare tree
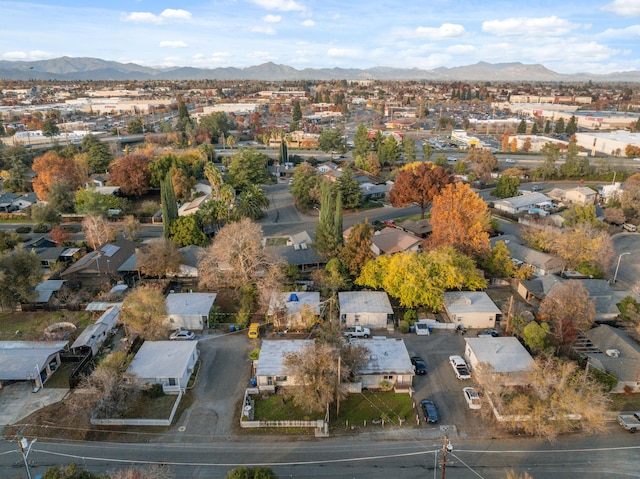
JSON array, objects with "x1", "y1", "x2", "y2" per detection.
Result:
[
  {"x1": 82, "y1": 214, "x2": 115, "y2": 250},
  {"x1": 110, "y1": 465, "x2": 174, "y2": 479},
  {"x1": 136, "y1": 238, "x2": 185, "y2": 278}
]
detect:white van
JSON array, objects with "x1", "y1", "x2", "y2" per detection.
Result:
[{"x1": 623, "y1": 223, "x2": 637, "y2": 232}]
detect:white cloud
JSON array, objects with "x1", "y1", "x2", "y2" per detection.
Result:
[
  {"x1": 327, "y1": 48, "x2": 360, "y2": 58},
  {"x1": 2, "y1": 50, "x2": 53, "y2": 60},
  {"x1": 122, "y1": 12, "x2": 164, "y2": 24},
  {"x1": 246, "y1": 51, "x2": 277, "y2": 61},
  {"x1": 482, "y1": 16, "x2": 578, "y2": 36},
  {"x1": 603, "y1": 0, "x2": 640, "y2": 16},
  {"x1": 160, "y1": 9, "x2": 192, "y2": 21},
  {"x1": 301, "y1": 19, "x2": 315, "y2": 27},
  {"x1": 160, "y1": 41, "x2": 188, "y2": 48},
  {"x1": 249, "y1": 0, "x2": 304, "y2": 12},
  {"x1": 211, "y1": 52, "x2": 232, "y2": 58},
  {"x1": 598, "y1": 24, "x2": 640, "y2": 38},
  {"x1": 413, "y1": 23, "x2": 466, "y2": 39},
  {"x1": 122, "y1": 8, "x2": 192, "y2": 24},
  {"x1": 250, "y1": 26, "x2": 277, "y2": 34},
  {"x1": 446, "y1": 44, "x2": 476, "y2": 55},
  {"x1": 263, "y1": 14, "x2": 282, "y2": 23}
]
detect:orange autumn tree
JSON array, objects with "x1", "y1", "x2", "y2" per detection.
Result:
[
  {"x1": 389, "y1": 161, "x2": 452, "y2": 219},
  {"x1": 32, "y1": 152, "x2": 84, "y2": 201},
  {"x1": 428, "y1": 182, "x2": 490, "y2": 258}
]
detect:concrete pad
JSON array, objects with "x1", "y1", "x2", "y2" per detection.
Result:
[{"x1": 0, "y1": 383, "x2": 68, "y2": 425}]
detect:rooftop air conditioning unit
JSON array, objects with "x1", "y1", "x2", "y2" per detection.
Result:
[{"x1": 605, "y1": 349, "x2": 620, "y2": 358}]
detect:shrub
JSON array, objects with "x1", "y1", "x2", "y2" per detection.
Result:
[
  {"x1": 379, "y1": 380, "x2": 393, "y2": 391},
  {"x1": 143, "y1": 383, "x2": 165, "y2": 398},
  {"x1": 15, "y1": 225, "x2": 31, "y2": 234},
  {"x1": 403, "y1": 309, "x2": 417, "y2": 325},
  {"x1": 249, "y1": 348, "x2": 260, "y2": 360},
  {"x1": 398, "y1": 320, "x2": 410, "y2": 334},
  {"x1": 588, "y1": 367, "x2": 617, "y2": 392},
  {"x1": 33, "y1": 223, "x2": 50, "y2": 233}
]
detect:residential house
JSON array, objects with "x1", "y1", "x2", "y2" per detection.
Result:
[
  {"x1": 165, "y1": 292, "x2": 217, "y2": 331},
  {"x1": 255, "y1": 337, "x2": 414, "y2": 394},
  {"x1": 339, "y1": 291, "x2": 394, "y2": 329},
  {"x1": 264, "y1": 231, "x2": 325, "y2": 272},
  {"x1": 349, "y1": 337, "x2": 414, "y2": 392},
  {"x1": 0, "y1": 192, "x2": 20, "y2": 212},
  {"x1": 176, "y1": 245, "x2": 205, "y2": 283},
  {"x1": 27, "y1": 280, "x2": 66, "y2": 310},
  {"x1": 267, "y1": 291, "x2": 321, "y2": 330},
  {"x1": 70, "y1": 305, "x2": 120, "y2": 356},
  {"x1": 370, "y1": 227, "x2": 421, "y2": 256},
  {"x1": 61, "y1": 238, "x2": 139, "y2": 290},
  {"x1": 178, "y1": 193, "x2": 210, "y2": 217},
  {"x1": 0, "y1": 341, "x2": 68, "y2": 388},
  {"x1": 580, "y1": 325, "x2": 640, "y2": 393},
  {"x1": 464, "y1": 337, "x2": 536, "y2": 386},
  {"x1": 316, "y1": 161, "x2": 339, "y2": 174},
  {"x1": 491, "y1": 235, "x2": 563, "y2": 277},
  {"x1": 517, "y1": 274, "x2": 564, "y2": 302},
  {"x1": 400, "y1": 218, "x2": 432, "y2": 238},
  {"x1": 360, "y1": 182, "x2": 389, "y2": 202},
  {"x1": 126, "y1": 340, "x2": 199, "y2": 394},
  {"x1": 442, "y1": 292, "x2": 502, "y2": 329},
  {"x1": 565, "y1": 187, "x2": 597, "y2": 205},
  {"x1": 23, "y1": 236, "x2": 57, "y2": 250},
  {"x1": 11, "y1": 192, "x2": 38, "y2": 211},
  {"x1": 493, "y1": 192, "x2": 553, "y2": 215}
]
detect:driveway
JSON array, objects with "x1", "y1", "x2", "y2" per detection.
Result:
[
  {"x1": 0, "y1": 383, "x2": 67, "y2": 427},
  {"x1": 158, "y1": 330, "x2": 253, "y2": 443}
]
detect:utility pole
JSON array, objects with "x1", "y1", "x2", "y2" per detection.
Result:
[
  {"x1": 19, "y1": 437, "x2": 37, "y2": 479},
  {"x1": 336, "y1": 355, "x2": 341, "y2": 417},
  {"x1": 505, "y1": 295, "x2": 514, "y2": 335},
  {"x1": 440, "y1": 435, "x2": 453, "y2": 479}
]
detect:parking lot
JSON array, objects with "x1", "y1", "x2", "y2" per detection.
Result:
[{"x1": 403, "y1": 329, "x2": 490, "y2": 438}]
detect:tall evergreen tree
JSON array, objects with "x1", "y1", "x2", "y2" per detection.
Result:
[
  {"x1": 334, "y1": 191, "x2": 343, "y2": 247},
  {"x1": 554, "y1": 118, "x2": 566, "y2": 134},
  {"x1": 278, "y1": 140, "x2": 288, "y2": 164},
  {"x1": 566, "y1": 115, "x2": 578, "y2": 135},
  {"x1": 292, "y1": 101, "x2": 302, "y2": 122},
  {"x1": 531, "y1": 122, "x2": 539, "y2": 135},
  {"x1": 544, "y1": 119, "x2": 551, "y2": 134},
  {"x1": 161, "y1": 173, "x2": 179, "y2": 238},
  {"x1": 315, "y1": 182, "x2": 340, "y2": 258},
  {"x1": 517, "y1": 119, "x2": 527, "y2": 134}
]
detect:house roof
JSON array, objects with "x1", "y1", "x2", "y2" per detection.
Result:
[
  {"x1": 34, "y1": 280, "x2": 66, "y2": 303},
  {"x1": 443, "y1": 291, "x2": 502, "y2": 315},
  {"x1": 256, "y1": 339, "x2": 314, "y2": 377},
  {"x1": 127, "y1": 341, "x2": 197, "y2": 379},
  {"x1": 495, "y1": 192, "x2": 551, "y2": 209},
  {"x1": 178, "y1": 193, "x2": 210, "y2": 216},
  {"x1": 267, "y1": 291, "x2": 321, "y2": 316},
  {"x1": 465, "y1": 337, "x2": 535, "y2": 373},
  {"x1": 0, "y1": 341, "x2": 68, "y2": 380},
  {"x1": 166, "y1": 292, "x2": 217, "y2": 316},
  {"x1": 584, "y1": 325, "x2": 640, "y2": 382},
  {"x1": 267, "y1": 243, "x2": 323, "y2": 267},
  {"x1": 401, "y1": 218, "x2": 432, "y2": 237},
  {"x1": 520, "y1": 275, "x2": 565, "y2": 298},
  {"x1": 339, "y1": 291, "x2": 393, "y2": 314},
  {"x1": 491, "y1": 235, "x2": 561, "y2": 270},
  {"x1": 350, "y1": 337, "x2": 414, "y2": 375},
  {"x1": 61, "y1": 238, "x2": 139, "y2": 277},
  {"x1": 548, "y1": 279, "x2": 619, "y2": 318},
  {"x1": 179, "y1": 245, "x2": 205, "y2": 269},
  {"x1": 568, "y1": 187, "x2": 597, "y2": 197},
  {"x1": 371, "y1": 227, "x2": 421, "y2": 254}
]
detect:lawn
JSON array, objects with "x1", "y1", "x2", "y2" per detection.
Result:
[
  {"x1": 334, "y1": 391, "x2": 415, "y2": 429},
  {"x1": 0, "y1": 311, "x2": 93, "y2": 341},
  {"x1": 252, "y1": 395, "x2": 324, "y2": 421},
  {"x1": 609, "y1": 393, "x2": 640, "y2": 411},
  {"x1": 121, "y1": 393, "x2": 179, "y2": 419}
]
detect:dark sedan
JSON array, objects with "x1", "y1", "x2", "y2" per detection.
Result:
[
  {"x1": 411, "y1": 356, "x2": 427, "y2": 375},
  {"x1": 421, "y1": 399, "x2": 439, "y2": 423}
]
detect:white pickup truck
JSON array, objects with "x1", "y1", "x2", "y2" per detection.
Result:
[
  {"x1": 449, "y1": 355, "x2": 471, "y2": 380},
  {"x1": 617, "y1": 412, "x2": 640, "y2": 433},
  {"x1": 343, "y1": 326, "x2": 371, "y2": 338}
]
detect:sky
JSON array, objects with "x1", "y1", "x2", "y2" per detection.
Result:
[{"x1": 1, "y1": 0, "x2": 639, "y2": 74}]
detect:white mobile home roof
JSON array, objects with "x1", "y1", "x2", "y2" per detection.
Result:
[
  {"x1": 166, "y1": 292, "x2": 217, "y2": 316},
  {"x1": 338, "y1": 291, "x2": 393, "y2": 314},
  {"x1": 443, "y1": 292, "x2": 502, "y2": 315},
  {"x1": 256, "y1": 340, "x2": 313, "y2": 377},
  {"x1": 127, "y1": 341, "x2": 197, "y2": 379},
  {"x1": 465, "y1": 337, "x2": 535, "y2": 373},
  {"x1": 350, "y1": 337, "x2": 414, "y2": 375}
]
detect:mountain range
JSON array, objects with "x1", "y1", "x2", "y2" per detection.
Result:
[{"x1": 0, "y1": 56, "x2": 639, "y2": 82}]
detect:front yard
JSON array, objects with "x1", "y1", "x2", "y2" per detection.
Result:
[{"x1": 0, "y1": 310, "x2": 92, "y2": 341}]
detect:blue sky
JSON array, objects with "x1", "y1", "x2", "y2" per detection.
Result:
[{"x1": 1, "y1": 0, "x2": 639, "y2": 74}]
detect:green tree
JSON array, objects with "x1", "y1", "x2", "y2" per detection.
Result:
[
  {"x1": 199, "y1": 111, "x2": 230, "y2": 143},
  {"x1": 491, "y1": 175, "x2": 520, "y2": 198},
  {"x1": 30, "y1": 203, "x2": 61, "y2": 226},
  {"x1": 292, "y1": 101, "x2": 302, "y2": 122},
  {"x1": 554, "y1": 118, "x2": 565, "y2": 134},
  {"x1": 318, "y1": 128, "x2": 345, "y2": 153},
  {"x1": 353, "y1": 124, "x2": 371, "y2": 160},
  {"x1": 356, "y1": 247, "x2": 487, "y2": 310},
  {"x1": 315, "y1": 182, "x2": 343, "y2": 258},
  {"x1": 161, "y1": 174, "x2": 179, "y2": 239},
  {"x1": 517, "y1": 119, "x2": 527, "y2": 134},
  {"x1": 378, "y1": 134, "x2": 400, "y2": 165},
  {"x1": 335, "y1": 166, "x2": 362, "y2": 209},
  {"x1": 562, "y1": 204, "x2": 602, "y2": 228},
  {"x1": 531, "y1": 122, "x2": 539, "y2": 135},
  {"x1": 290, "y1": 161, "x2": 320, "y2": 211},
  {"x1": 566, "y1": 115, "x2": 578, "y2": 135},
  {"x1": 402, "y1": 136, "x2": 416, "y2": 163},
  {"x1": 75, "y1": 188, "x2": 127, "y2": 216},
  {"x1": 422, "y1": 142, "x2": 434, "y2": 161},
  {"x1": 126, "y1": 118, "x2": 144, "y2": 134},
  {"x1": 339, "y1": 220, "x2": 374, "y2": 277},
  {"x1": 226, "y1": 148, "x2": 271, "y2": 190},
  {"x1": 0, "y1": 246, "x2": 42, "y2": 310},
  {"x1": 120, "y1": 286, "x2": 168, "y2": 339},
  {"x1": 522, "y1": 321, "x2": 551, "y2": 351},
  {"x1": 85, "y1": 139, "x2": 113, "y2": 174},
  {"x1": 481, "y1": 240, "x2": 515, "y2": 277},
  {"x1": 544, "y1": 119, "x2": 551, "y2": 134},
  {"x1": 278, "y1": 139, "x2": 288, "y2": 164},
  {"x1": 169, "y1": 215, "x2": 208, "y2": 247},
  {"x1": 234, "y1": 184, "x2": 270, "y2": 220},
  {"x1": 176, "y1": 99, "x2": 194, "y2": 132},
  {"x1": 43, "y1": 463, "x2": 108, "y2": 479},
  {"x1": 41, "y1": 118, "x2": 59, "y2": 137},
  {"x1": 535, "y1": 143, "x2": 560, "y2": 179}
]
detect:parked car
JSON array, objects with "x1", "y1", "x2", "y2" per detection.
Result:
[
  {"x1": 449, "y1": 355, "x2": 471, "y2": 380},
  {"x1": 504, "y1": 158, "x2": 515, "y2": 163},
  {"x1": 531, "y1": 185, "x2": 544, "y2": 191},
  {"x1": 421, "y1": 399, "x2": 439, "y2": 423},
  {"x1": 477, "y1": 329, "x2": 500, "y2": 338},
  {"x1": 411, "y1": 356, "x2": 427, "y2": 375},
  {"x1": 463, "y1": 387, "x2": 481, "y2": 410},
  {"x1": 169, "y1": 329, "x2": 196, "y2": 340},
  {"x1": 248, "y1": 323, "x2": 260, "y2": 339}
]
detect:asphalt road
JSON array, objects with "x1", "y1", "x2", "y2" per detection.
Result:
[
  {"x1": 610, "y1": 232, "x2": 640, "y2": 294},
  {"x1": 1, "y1": 433, "x2": 638, "y2": 478}
]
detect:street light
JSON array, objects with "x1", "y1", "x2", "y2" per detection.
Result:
[
  {"x1": 19, "y1": 437, "x2": 37, "y2": 479},
  {"x1": 613, "y1": 252, "x2": 631, "y2": 283}
]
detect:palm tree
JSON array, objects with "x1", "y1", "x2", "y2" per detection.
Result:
[{"x1": 234, "y1": 184, "x2": 269, "y2": 220}]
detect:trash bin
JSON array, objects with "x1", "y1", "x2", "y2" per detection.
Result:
[
  {"x1": 409, "y1": 326, "x2": 415, "y2": 333},
  {"x1": 250, "y1": 377, "x2": 257, "y2": 387},
  {"x1": 229, "y1": 324, "x2": 235, "y2": 332}
]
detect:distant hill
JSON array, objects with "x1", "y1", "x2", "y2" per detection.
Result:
[{"x1": 0, "y1": 56, "x2": 638, "y2": 82}]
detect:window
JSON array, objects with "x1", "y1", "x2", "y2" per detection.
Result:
[
  {"x1": 383, "y1": 375, "x2": 394, "y2": 380},
  {"x1": 267, "y1": 377, "x2": 273, "y2": 385},
  {"x1": 276, "y1": 376, "x2": 287, "y2": 382},
  {"x1": 355, "y1": 314, "x2": 360, "y2": 323},
  {"x1": 168, "y1": 378, "x2": 176, "y2": 386}
]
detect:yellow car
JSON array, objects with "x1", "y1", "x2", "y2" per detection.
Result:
[{"x1": 248, "y1": 323, "x2": 260, "y2": 339}]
